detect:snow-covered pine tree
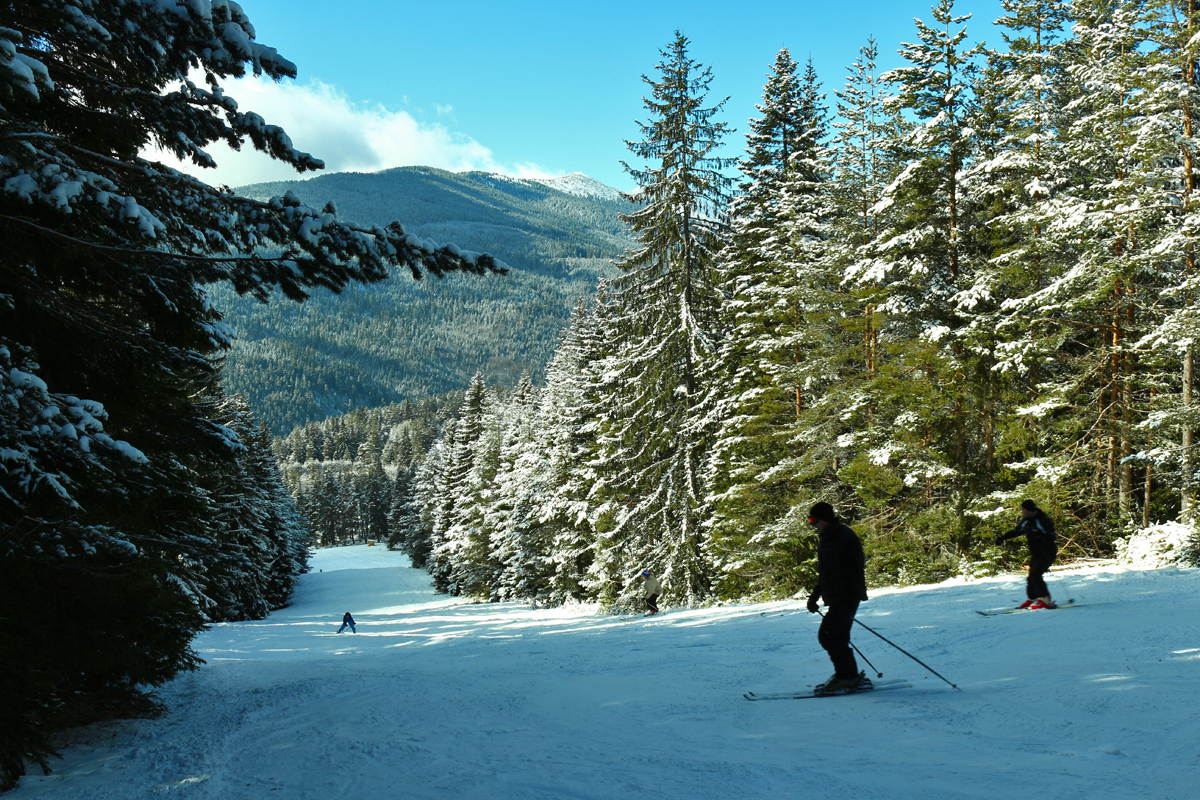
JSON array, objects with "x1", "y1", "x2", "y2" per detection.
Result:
[
  {"x1": 1028, "y1": 0, "x2": 1179, "y2": 536},
  {"x1": 724, "y1": 47, "x2": 806, "y2": 279},
  {"x1": 1131, "y1": 0, "x2": 1200, "y2": 526},
  {"x1": 385, "y1": 467, "x2": 418, "y2": 556},
  {"x1": 538, "y1": 294, "x2": 608, "y2": 604},
  {"x1": 200, "y1": 392, "x2": 273, "y2": 622},
  {"x1": 837, "y1": 0, "x2": 988, "y2": 575},
  {"x1": 827, "y1": 35, "x2": 909, "y2": 408},
  {"x1": 703, "y1": 49, "x2": 833, "y2": 598},
  {"x1": 485, "y1": 371, "x2": 554, "y2": 602},
  {"x1": 973, "y1": 0, "x2": 1074, "y2": 304},
  {"x1": 386, "y1": 427, "x2": 416, "y2": 472},
  {"x1": 335, "y1": 468, "x2": 366, "y2": 543},
  {"x1": 813, "y1": 38, "x2": 913, "y2": 540},
  {"x1": 1046, "y1": 0, "x2": 1200, "y2": 532},
  {"x1": 588, "y1": 32, "x2": 733, "y2": 603},
  {"x1": 433, "y1": 373, "x2": 496, "y2": 595},
  {"x1": 193, "y1": 391, "x2": 308, "y2": 621},
  {"x1": 0, "y1": 1, "x2": 504, "y2": 784},
  {"x1": 413, "y1": 428, "x2": 453, "y2": 587},
  {"x1": 873, "y1": 0, "x2": 984, "y2": 304},
  {"x1": 356, "y1": 428, "x2": 391, "y2": 545},
  {"x1": 763, "y1": 59, "x2": 869, "y2": 572},
  {"x1": 244, "y1": 416, "x2": 309, "y2": 611},
  {"x1": 831, "y1": 37, "x2": 909, "y2": 247},
  {"x1": 311, "y1": 467, "x2": 345, "y2": 547},
  {"x1": 953, "y1": 0, "x2": 1079, "y2": 538}
]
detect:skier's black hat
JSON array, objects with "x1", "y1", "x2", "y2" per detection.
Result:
[{"x1": 808, "y1": 502, "x2": 836, "y2": 523}]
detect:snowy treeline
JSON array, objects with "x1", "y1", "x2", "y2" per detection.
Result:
[
  {"x1": 274, "y1": 394, "x2": 462, "y2": 550},
  {"x1": 363, "y1": 3, "x2": 1200, "y2": 606}
]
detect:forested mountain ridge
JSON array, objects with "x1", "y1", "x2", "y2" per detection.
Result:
[{"x1": 213, "y1": 167, "x2": 632, "y2": 434}]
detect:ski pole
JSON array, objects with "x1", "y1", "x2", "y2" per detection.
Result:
[
  {"x1": 816, "y1": 609, "x2": 882, "y2": 678},
  {"x1": 850, "y1": 639, "x2": 882, "y2": 678},
  {"x1": 852, "y1": 617, "x2": 960, "y2": 691}
]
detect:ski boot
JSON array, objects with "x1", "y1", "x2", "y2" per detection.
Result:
[{"x1": 816, "y1": 671, "x2": 868, "y2": 695}]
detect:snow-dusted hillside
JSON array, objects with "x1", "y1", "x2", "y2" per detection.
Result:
[
  {"x1": 532, "y1": 172, "x2": 626, "y2": 202},
  {"x1": 12, "y1": 546, "x2": 1198, "y2": 799},
  {"x1": 217, "y1": 165, "x2": 633, "y2": 435}
]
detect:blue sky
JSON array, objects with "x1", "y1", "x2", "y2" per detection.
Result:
[{"x1": 173, "y1": 0, "x2": 1010, "y2": 190}]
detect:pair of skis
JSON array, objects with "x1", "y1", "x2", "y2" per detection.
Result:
[
  {"x1": 744, "y1": 678, "x2": 912, "y2": 701},
  {"x1": 975, "y1": 598, "x2": 1079, "y2": 616}
]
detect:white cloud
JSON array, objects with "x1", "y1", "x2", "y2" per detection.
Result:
[{"x1": 145, "y1": 76, "x2": 555, "y2": 188}]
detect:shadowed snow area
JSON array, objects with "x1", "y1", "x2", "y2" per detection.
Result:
[{"x1": 11, "y1": 546, "x2": 1199, "y2": 799}]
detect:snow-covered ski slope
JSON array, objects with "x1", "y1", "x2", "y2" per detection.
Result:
[{"x1": 13, "y1": 546, "x2": 1198, "y2": 799}]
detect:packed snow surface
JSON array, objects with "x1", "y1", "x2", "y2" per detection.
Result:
[{"x1": 13, "y1": 546, "x2": 1198, "y2": 799}]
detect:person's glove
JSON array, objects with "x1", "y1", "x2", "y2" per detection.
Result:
[{"x1": 807, "y1": 596, "x2": 819, "y2": 614}]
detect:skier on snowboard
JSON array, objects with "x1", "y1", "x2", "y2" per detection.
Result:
[
  {"x1": 806, "y1": 502, "x2": 869, "y2": 694},
  {"x1": 995, "y1": 499, "x2": 1058, "y2": 609}
]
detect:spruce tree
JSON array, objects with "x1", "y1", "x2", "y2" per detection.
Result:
[
  {"x1": 386, "y1": 466, "x2": 420, "y2": 560},
  {"x1": 245, "y1": 416, "x2": 309, "y2": 611},
  {"x1": 1145, "y1": 0, "x2": 1200, "y2": 524},
  {"x1": 952, "y1": 0, "x2": 1077, "y2": 538},
  {"x1": 430, "y1": 374, "x2": 492, "y2": 594},
  {"x1": 1046, "y1": 0, "x2": 1197, "y2": 534},
  {"x1": 414, "y1": 428, "x2": 453, "y2": 586},
  {"x1": 704, "y1": 50, "x2": 833, "y2": 598},
  {"x1": 838, "y1": 0, "x2": 988, "y2": 576},
  {"x1": 486, "y1": 372, "x2": 552, "y2": 602},
  {"x1": 538, "y1": 295, "x2": 608, "y2": 603},
  {"x1": 815, "y1": 38, "x2": 912, "y2": 543},
  {"x1": 589, "y1": 32, "x2": 733, "y2": 603}
]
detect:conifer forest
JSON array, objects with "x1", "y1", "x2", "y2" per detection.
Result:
[
  {"x1": 5, "y1": 0, "x2": 1200, "y2": 791},
  {"x1": 289, "y1": 2, "x2": 1200, "y2": 608}
]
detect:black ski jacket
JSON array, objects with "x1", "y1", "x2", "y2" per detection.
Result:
[
  {"x1": 998, "y1": 511, "x2": 1057, "y2": 562},
  {"x1": 811, "y1": 521, "x2": 868, "y2": 606}
]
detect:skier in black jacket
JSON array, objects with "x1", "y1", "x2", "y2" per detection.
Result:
[
  {"x1": 995, "y1": 499, "x2": 1058, "y2": 609},
  {"x1": 806, "y1": 502, "x2": 869, "y2": 693}
]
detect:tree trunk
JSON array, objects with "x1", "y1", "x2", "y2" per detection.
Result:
[
  {"x1": 1184, "y1": 344, "x2": 1195, "y2": 522},
  {"x1": 1182, "y1": 1, "x2": 1197, "y2": 522}
]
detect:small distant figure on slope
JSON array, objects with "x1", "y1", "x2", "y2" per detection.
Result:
[
  {"x1": 995, "y1": 499, "x2": 1058, "y2": 609},
  {"x1": 806, "y1": 502, "x2": 869, "y2": 694},
  {"x1": 635, "y1": 570, "x2": 661, "y2": 615},
  {"x1": 337, "y1": 612, "x2": 357, "y2": 633}
]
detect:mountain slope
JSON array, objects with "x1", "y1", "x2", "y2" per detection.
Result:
[
  {"x1": 9, "y1": 548, "x2": 1197, "y2": 799},
  {"x1": 211, "y1": 167, "x2": 632, "y2": 434}
]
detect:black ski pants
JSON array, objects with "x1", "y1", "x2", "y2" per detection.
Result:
[
  {"x1": 818, "y1": 600, "x2": 860, "y2": 679},
  {"x1": 1026, "y1": 556, "x2": 1053, "y2": 600},
  {"x1": 645, "y1": 594, "x2": 659, "y2": 613}
]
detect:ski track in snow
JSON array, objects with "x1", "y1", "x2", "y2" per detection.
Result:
[{"x1": 11, "y1": 547, "x2": 1199, "y2": 799}]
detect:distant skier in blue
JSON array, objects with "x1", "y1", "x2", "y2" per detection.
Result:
[
  {"x1": 635, "y1": 570, "x2": 661, "y2": 615},
  {"x1": 337, "y1": 612, "x2": 356, "y2": 633},
  {"x1": 995, "y1": 499, "x2": 1058, "y2": 609}
]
